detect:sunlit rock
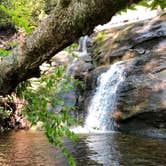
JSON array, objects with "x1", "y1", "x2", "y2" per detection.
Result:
[{"x1": 89, "y1": 16, "x2": 166, "y2": 133}]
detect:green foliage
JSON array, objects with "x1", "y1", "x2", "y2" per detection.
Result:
[
  {"x1": 65, "y1": 43, "x2": 78, "y2": 52},
  {"x1": 95, "y1": 31, "x2": 106, "y2": 45},
  {"x1": 150, "y1": 0, "x2": 166, "y2": 10},
  {"x1": 64, "y1": 43, "x2": 79, "y2": 58},
  {"x1": 138, "y1": 1, "x2": 150, "y2": 8},
  {"x1": 0, "y1": 49, "x2": 11, "y2": 57},
  {"x1": 138, "y1": 0, "x2": 166, "y2": 10},
  {"x1": 0, "y1": 8, "x2": 11, "y2": 26},
  {"x1": 0, "y1": 42, "x2": 17, "y2": 58},
  {"x1": 0, "y1": 0, "x2": 47, "y2": 33},
  {"x1": 22, "y1": 65, "x2": 78, "y2": 166},
  {"x1": 0, "y1": 4, "x2": 30, "y2": 33},
  {"x1": 7, "y1": 41, "x2": 17, "y2": 48},
  {"x1": 118, "y1": 0, "x2": 166, "y2": 15},
  {"x1": 0, "y1": 0, "x2": 165, "y2": 33},
  {"x1": 0, "y1": 107, "x2": 11, "y2": 119}
]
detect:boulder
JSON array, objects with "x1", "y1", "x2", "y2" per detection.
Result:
[
  {"x1": 86, "y1": 16, "x2": 166, "y2": 133},
  {"x1": 91, "y1": 16, "x2": 166, "y2": 65},
  {"x1": 116, "y1": 49, "x2": 166, "y2": 131}
]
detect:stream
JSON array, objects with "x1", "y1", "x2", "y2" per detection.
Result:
[
  {"x1": 0, "y1": 130, "x2": 166, "y2": 166},
  {"x1": 1, "y1": 33, "x2": 165, "y2": 166}
]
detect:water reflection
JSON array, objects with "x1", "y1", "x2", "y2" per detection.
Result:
[
  {"x1": 0, "y1": 131, "x2": 166, "y2": 166},
  {"x1": 0, "y1": 131, "x2": 68, "y2": 166},
  {"x1": 68, "y1": 133, "x2": 166, "y2": 166},
  {"x1": 83, "y1": 135, "x2": 121, "y2": 166}
]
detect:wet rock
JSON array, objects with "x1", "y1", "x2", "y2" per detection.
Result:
[
  {"x1": 86, "y1": 66, "x2": 110, "y2": 90},
  {"x1": 67, "y1": 60, "x2": 94, "y2": 79},
  {"x1": 52, "y1": 36, "x2": 94, "y2": 115},
  {"x1": 83, "y1": 16, "x2": 166, "y2": 133},
  {"x1": 50, "y1": 16, "x2": 166, "y2": 134}
]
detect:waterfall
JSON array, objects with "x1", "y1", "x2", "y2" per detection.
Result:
[
  {"x1": 69, "y1": 36, "x2": 127, "y2": 133},
  {"x1": 66, "y1": 35, "x2": 91, "y2": 76},
  {"x1": 84, "y1": 61, "x2": 126, "y2": 131},
  {"x1": 71, "y1": 61, "x2": 127, "y2": 133},
  {"x1": 77, "y1": 35, "x2": 89, "y2": 54},
  {"x1": 60, "y1": 35, "x2": 92, "y2": 112}
]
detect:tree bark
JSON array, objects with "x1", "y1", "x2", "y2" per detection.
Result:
[{"x1": 0, "y1": 0, "x2": 141, "y2": 95}]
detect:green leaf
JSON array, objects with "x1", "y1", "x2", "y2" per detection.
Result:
[
  {"x1": 128, "y1": 5, "x2": 137, "y2": 10},
  {"x1": 0, "y1": 49, "x2": 11, "y2": 57},
  {"x1": 138, "y1": 1, "x2": 150, "y2": 8}
]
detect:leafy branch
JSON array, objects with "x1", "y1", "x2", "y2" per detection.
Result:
[{"x1": 22, "y1": 65, "x2": 78, "y2": 166}]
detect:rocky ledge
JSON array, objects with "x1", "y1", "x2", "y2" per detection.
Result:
[{"x1": 89, "y1": 15, "x2": 166, "y2": 134}]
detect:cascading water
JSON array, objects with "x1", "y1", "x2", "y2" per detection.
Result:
[
  {"x1": 71, "y1": 60, "x2": 127, "y2": 133},
  {"x1": 61, "y1": 36, "x2": 92, "y2": 109},
  {"x1": 77, "y1": 35, "x2": 89, "y2": 54},
  {"x1": 68, "y1": 35, "x2": 127, "y2": 133},
  {"x1": 84, "y1": 61, "x2": 126, "y2": 131},
  {"x1": 66, "y1": 35, "x2": 91, "y2": 76}
]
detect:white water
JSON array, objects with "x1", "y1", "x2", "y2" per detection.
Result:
[
  {"x1": 66, "y1": 35, "x2": 91, "y2": 76},
  {"x1": 85, "y1": 61, "x2": 126, "y2": 131},
  {"x1": 70, "y1": 36, "x2": 127, "y2": 133},
  {"x1": 68, "y1": 36, "x2": 127, "y2": 133},
  {"x1": 71, "y1": 61, "x2": 127, "y2": 133},
  {"x1": 77, "y1": 35, "x2": 89, "y2": 54}
]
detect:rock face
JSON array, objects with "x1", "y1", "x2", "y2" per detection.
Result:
[
  {"x1": 52, "y1": 16, "x2": 166, "y2": 134},
  {"x1": 50, "y1": 36, "x2": 94, "y2": 115},
  {"x1": 88, "y1": 16, "x2": 166, "y2": 133}
]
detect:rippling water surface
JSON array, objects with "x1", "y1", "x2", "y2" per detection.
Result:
[{"x1": 0, "y1": 130, "x2": 166, "y2": 166}]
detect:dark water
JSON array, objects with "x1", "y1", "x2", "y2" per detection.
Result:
[{"x1": 0, "y1": 130, "x2": 166, "y2": 166}]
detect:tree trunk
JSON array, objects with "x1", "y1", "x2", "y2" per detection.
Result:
[{"x1": 0, "y1": 0, "x2": 141, "y2": 95}]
